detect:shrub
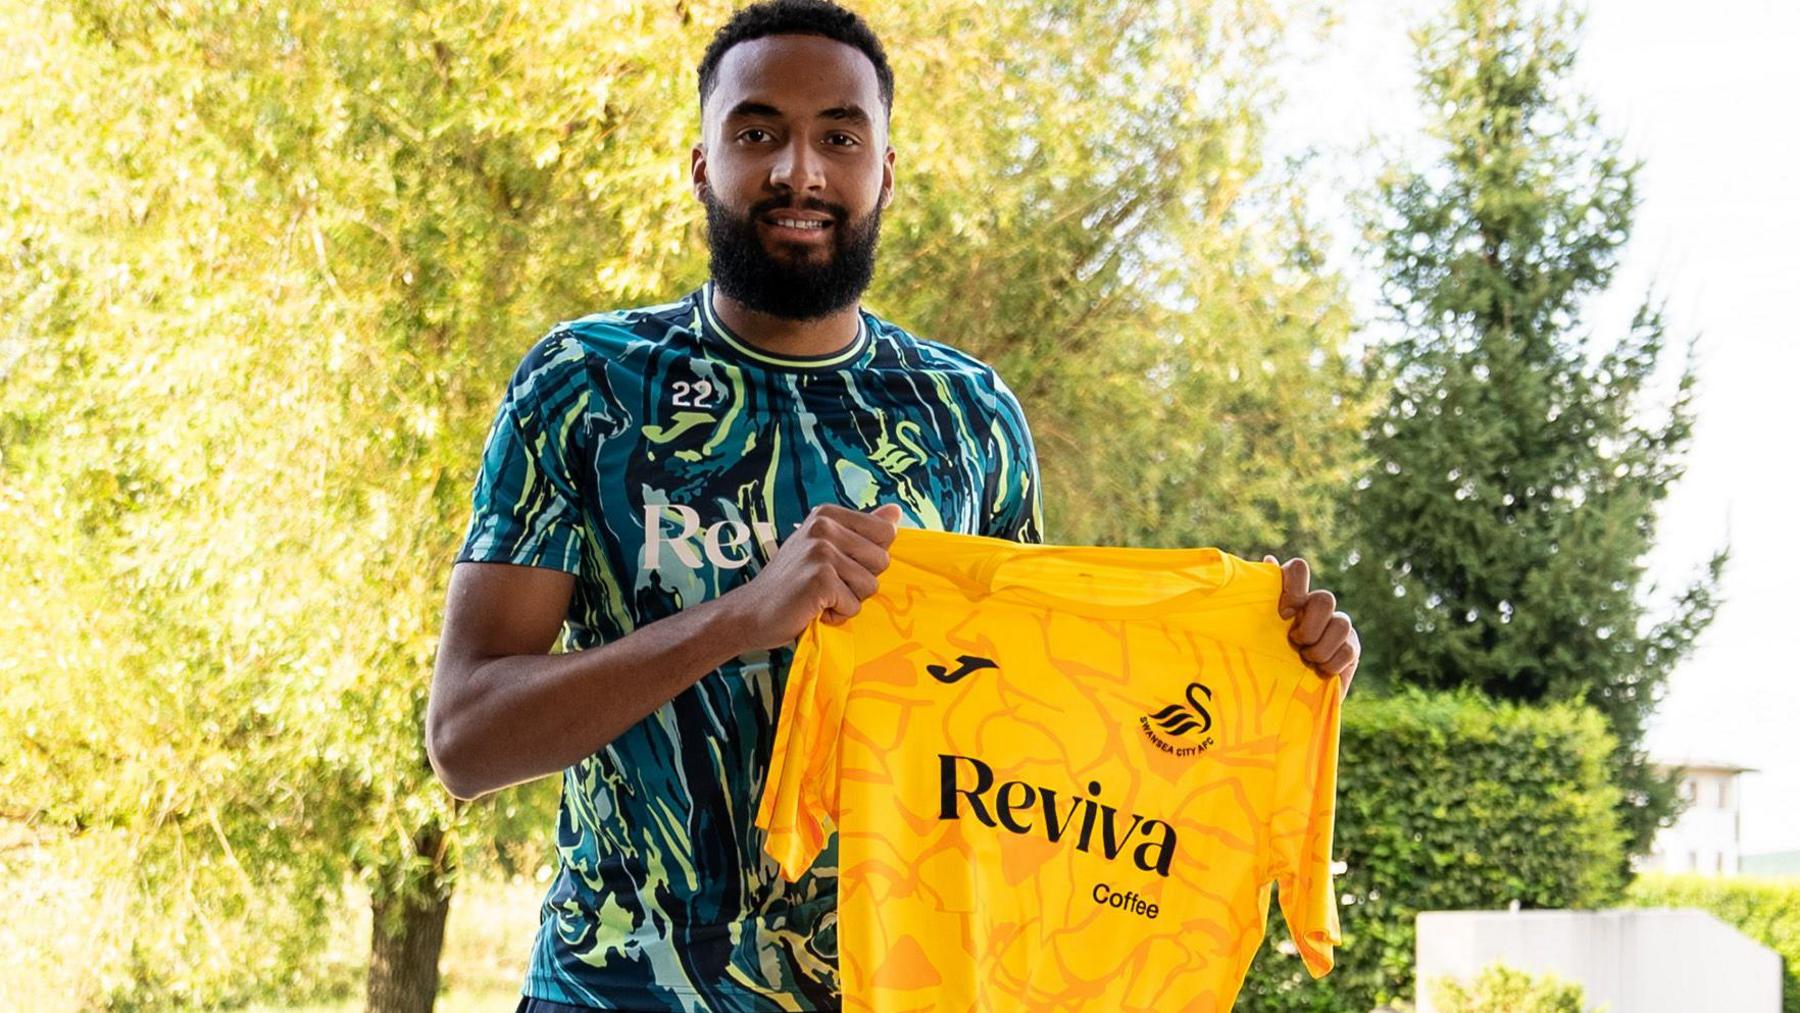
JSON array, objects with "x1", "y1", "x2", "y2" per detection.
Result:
[
  {"x1": 1430, "y1": 963, "x2": 1592, "y2": 1013},
  {"x1": 1625, "y1": 872, "x2": 1800, "y2": 1013},
  {"x1": 1239, "y1": 690, "x2": 1627, "y2": 1012}
]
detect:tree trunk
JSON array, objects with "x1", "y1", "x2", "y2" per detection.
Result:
[{"x1": 365, "y1": 826, "x2": 453, "y2": 1013}]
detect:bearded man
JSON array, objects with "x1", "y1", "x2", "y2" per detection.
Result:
[{"x1": 425, "y1": 3, "x2": 1359, "y2": 1010}]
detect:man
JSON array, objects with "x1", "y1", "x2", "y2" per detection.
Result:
[{"x1": 425, "y1": 2, "x2": 1360, "y2": 1010}]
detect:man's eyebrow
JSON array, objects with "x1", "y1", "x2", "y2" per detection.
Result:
[
  {"x1": 725, "y1": 100, "x2": 784, "y2": 121},
  {"x1": 723, "y1": 100, "x2": 873, "y2": 126},
  {"x1": 818, "y1": 104, "x2": 872, "y2": 125}
]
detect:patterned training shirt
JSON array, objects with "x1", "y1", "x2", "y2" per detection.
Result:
[
  {"x1": 454, "y1": 281, "x2": 1043, "y2": 1010},
  {"x1": 758, "y1": 527, "x2": 1343, "y2": 1011}
]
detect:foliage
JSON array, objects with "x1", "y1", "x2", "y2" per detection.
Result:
[
  {"x1": 1626, "y1": 873, "x2": 1800, "y2": 1013},
  {"x1": 1430, "y1": 963, "x2": 1592, "y2": 1013},
  {"x1": 1332, "y1": 0, "x2": 1726, "y2": 861},
  {"x1": 1239, "y1": 691, "x2": 1626, "y2": 1011},
  {"x1": 0, "y1": 0, "x2": 1363, "y2": 1004},
  {"x1": 865, "y1": 1, "x2": 1375, "y2": 556}
]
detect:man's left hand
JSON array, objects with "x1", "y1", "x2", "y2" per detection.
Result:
[{"x1": 1263, "y1": 555, "x2": 1358, "y2": 698}]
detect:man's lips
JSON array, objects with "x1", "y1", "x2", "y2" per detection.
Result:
[{"x1": 760, "y1": 213, "x2": 835, "y2": 241}]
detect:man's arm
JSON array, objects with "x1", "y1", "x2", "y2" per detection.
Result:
[
  {"x1": 426, "y1": 504, "x2": 900, "y2": 801},
  {"x1": 427, "y1": 563, "x2": 745, "y2": 801}
]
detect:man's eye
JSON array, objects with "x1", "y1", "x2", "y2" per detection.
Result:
[
  {"x1": 828, "y1": 134, "x2": 858, "y2": 147},
  {"x1": 739, "y1": 129, "x2": 772, "y2": 143}
]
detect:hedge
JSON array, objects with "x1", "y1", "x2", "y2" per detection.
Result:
[
  {"x1": 1428, "y1": 963, "x2": 1589, "y2": 1013},
  {"x1": 1238, "y1": 690, "x2": 1627, "y2": 1012},
  {"x1": 1625, "y1": 872, "x2": 1800, "y2": 1013}
]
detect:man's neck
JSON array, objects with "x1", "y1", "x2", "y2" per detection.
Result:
[{"x1": 710, "y1": 285, "x2": 862, "y2": 359}]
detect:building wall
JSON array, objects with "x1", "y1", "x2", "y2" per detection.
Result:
[
  {"x1": 1741, "y1": 850, "x2": 1800, "y2": 877},
  {"x1": 1415, "y1": 909, "x2": 1782, "y2": 1013},
  {"x1": 1641, "y1": 769, "x2": 1742, "y2": 875}
]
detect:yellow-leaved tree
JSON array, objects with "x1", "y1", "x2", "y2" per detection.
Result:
[{"x1": 0, "y1": 0, "x2": 1369, "y2": 1007}]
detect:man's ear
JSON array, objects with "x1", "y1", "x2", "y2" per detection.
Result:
[
  {"x1": 878, "y1": 145, "x2": 896, "y2": 211},
  {"x1": 690, "y1": 142, "x2": 709, "y2": 202}
]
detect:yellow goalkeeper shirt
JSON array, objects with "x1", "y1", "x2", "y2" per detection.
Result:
[{"x1": 754, "y1": 527, "x2": 1343, "y2": 1012}]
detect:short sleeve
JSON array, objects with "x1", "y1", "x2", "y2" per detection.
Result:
[
  {"x1": 1268, "y1": 671, "x2": 1344, "y2": 978},
  {"x1": 756, "y1": 616, "x2": 856, "y2": 882},
  {"x1": 454, "y1": 332, "x2": 590, "y2": 574},
  {"x1": 980, "y1": 370, "x2": 1044, "y2": 544}
]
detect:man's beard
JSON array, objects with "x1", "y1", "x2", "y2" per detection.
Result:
[{"x1": 703, "y1": 191, "x2": 882, "y2": 322}]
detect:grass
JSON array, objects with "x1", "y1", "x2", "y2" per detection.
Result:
[
  {"x1": 245, "y1": 988, "x2": 520, "y2": 1013},
  {"x1": 250, "y1": 873, "x2": 546, "y2": 1012},
  {"x1": 0, "y1": 819, "x2": 547, "y2": 1011}
]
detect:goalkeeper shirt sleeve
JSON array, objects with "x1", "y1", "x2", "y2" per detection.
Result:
[
  {"x1": 1269, "y1": 670, "x2": 1345, "y2": 977},
  {"x1": 756, "y1": 616, "x2": 857, "y2": 882}
]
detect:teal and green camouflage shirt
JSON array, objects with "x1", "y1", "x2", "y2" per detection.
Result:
[{"x1": 455, "y1": 282, "x2": 1043, "y2": 1011}]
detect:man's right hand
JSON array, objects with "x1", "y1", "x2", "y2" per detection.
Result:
[{"x1": 717, "y1": 503, "x2": 902, "y2": 653}]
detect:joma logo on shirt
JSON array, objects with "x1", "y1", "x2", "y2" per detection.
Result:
[
  {"x1": 927, "y1": 654, "x2": 998, "y2": 684},
  {"x1": 938, "y1": 753, "x2": 1177, "y2": 877}
]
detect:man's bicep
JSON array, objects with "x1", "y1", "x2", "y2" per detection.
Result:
[
  {"x1": 427, "y1": 561, "x2": 576, "y2": 796},
  {"x1": 439, "y1": 561, "x2": 576, "y2": 667}
]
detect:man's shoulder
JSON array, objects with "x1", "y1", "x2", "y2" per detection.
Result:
[
  {"x1": 494, "y1": 294, "x2": 695, "y2": 403},
  {"x1": 863, "y1": 309, "x2": 1022, "y2": 409},
  {"x1": 548, "y1": 292, "x2": 698, "y2": 357}
]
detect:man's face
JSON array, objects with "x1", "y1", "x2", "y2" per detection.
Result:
[{"x1": 693, "y1": 34, "x2": 895, "y2": 321}]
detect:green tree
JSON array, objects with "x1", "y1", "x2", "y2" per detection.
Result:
[
  {"x1": 872, "y1": 2, "x2": 1374, "y2": 555},
  {"x1": 2, "y1": 0, "x2": 697, "y2": 1003},
  {"x1": 1335, "y1": 0, "x2": 1725, "y2": 857},
  {"x1": 1, "y1": 0, "x2": 1365, "y2": 1006}
]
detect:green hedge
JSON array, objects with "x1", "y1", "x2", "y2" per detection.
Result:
[
  {"x1": 1625, "y1": 873, "x2": 1800, "y2": 1013},
  {"x1": 1429, "y1": 964, "x2": 1589, "y2": 1013},
  {"x1": 1238, "y1": 691, "x2": 1627, "y2": 1012}
]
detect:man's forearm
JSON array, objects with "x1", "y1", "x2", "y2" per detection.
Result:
[{"x1": 427, "y1": 595, "x2": 756, "y2": 801}]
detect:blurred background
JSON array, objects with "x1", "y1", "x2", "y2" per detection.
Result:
[{"x1": 1, "y1": 0, "x2": 1792, "y2": 1010}]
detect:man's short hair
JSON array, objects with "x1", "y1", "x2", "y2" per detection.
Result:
[{"x1": 697, "y1": 0, "x2": 895, "y2": 122}]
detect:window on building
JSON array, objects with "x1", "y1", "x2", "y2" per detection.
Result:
[
  {"x1": 1688, "y1": 850, "x2": 1699, "y2": 871},
  {"x1": 1718, "y1": 780, "x2": 1730, "y2": 809},
  {"x1": 1715, "y1": 852, "x2": 1725, "y2": 874},
  {"x1": 1682, "y1": 778, "x2": 1698, "y2": 802}
]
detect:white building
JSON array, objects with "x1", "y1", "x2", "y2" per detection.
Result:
[{"x1": 1638, "y1": 759, "x2": 1754, "y2": 876}]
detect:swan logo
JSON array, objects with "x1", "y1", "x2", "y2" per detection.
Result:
[{"x1": 1139, "y1": 682, "x2": 1217, "y2": 758}]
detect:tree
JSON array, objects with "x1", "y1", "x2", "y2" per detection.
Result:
[
  {"x1": 872, "y1": 2, "x2": 1374, "y2": 556},
  {"x1": 0, "y1": 0, "x2": 1364, "y2": 1006},
  {"x1": 1336, "y1": 0, "x2": 1726, "y2": 857},
  {"x1": 2, "y1": 0, "x2": 694, "y2": 1003}
]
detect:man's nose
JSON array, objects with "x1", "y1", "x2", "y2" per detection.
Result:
[{"x1": 769, "y1": 138, "x2": 826, "y2": 193}]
